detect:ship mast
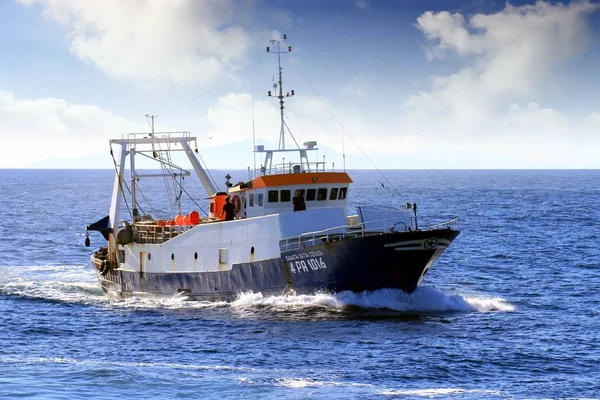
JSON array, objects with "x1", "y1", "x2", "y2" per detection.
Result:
[
  {"x1": 267, "y1": 34, "x2": 295, "y2": 150},
  {"x1": 256, "y1": 35, "x2": 317, "y2": 176}
]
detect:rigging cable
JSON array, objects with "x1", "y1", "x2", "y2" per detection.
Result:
[
  {"x1": 283, "y1": 119, "x2": 301, "y2": 149},
  {"x1": 171, "y1": 176, "x2": 208, "y2": 215},
  {"x1": 156, "y1": 83, "x2": 226, "y2": 118},
  {"x1": 156, "y1": 141, "x2": 177, "y2": 217},
  {"x1": 174, "y1": 172, "x2": 184, "y2": 214},
  {"x1": 134, "y1": 184, "x2": 155, "y2": 217},
  {"x1": 292, "y1": 63, "x2": 403, "y2": 197},
  {"x1": 194, "y1": 147, "x2": 220, "y2": 192}
]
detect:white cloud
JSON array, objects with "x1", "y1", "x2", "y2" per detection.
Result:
[
  {"x1": 6, "y1": 1, "x2": 600, "y2": 169},
  {"x1": 408, "y1": 1, "x2": 600, "y2": 124},
  {"x1": 201, "y1": 86, "x2": 600, "y2": 169},
  {"x1": 204, "y1": 92, "x2": 342, "y2": 150},
  {"x1": 205, "y1": 92, "x2": 279, "y2": 147},
  {"x1": 394, "y1": 0, "x2": 600, "y2": 167},
  {"x1": 211, "y1": 92, "x2": 427, "y2": 162},
  {"x1": 18, "y1": 0, "x2": 255, "y2": 85},
  {"x1": 0, "y1": 89, "x2": 143, "y2": 167},
  {"x1": 341, "y1": 73, "x2": 375, "y2": 98}
]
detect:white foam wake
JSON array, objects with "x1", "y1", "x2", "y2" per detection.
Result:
[
  {"x1": 276, "y1": 377, "x2": 371, "y2": 389},
  {"x1": 107, "y1": 295, "x2": 229, "y2": 310},
  {"x1": 378, "y1": 388, "x2": 505, "y2": 397},
  {"x1": 1, "y1": 265, "x2": 514, "y2": 313},
  {"x1": 231, "y1": 286, "x2": 515, "y2": 313},
  {"x1": 0, "y1": 264, "x2": 104, "y2": 304}
]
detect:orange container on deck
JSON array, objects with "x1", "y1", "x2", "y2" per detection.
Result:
[
  {"x1": 211, "y1": 193, "x2": 229, "y2": 220},
  {"x1": 174, "y1": 214, "x2": 184, "y2": 225},
  {"x1": 189, "y1": 210, "x2": 200, "y2": 225}
]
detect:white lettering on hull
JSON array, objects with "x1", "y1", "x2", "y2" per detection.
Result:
[{"x1": 285, "y1": 251, "x2": 328, "y2": 274}]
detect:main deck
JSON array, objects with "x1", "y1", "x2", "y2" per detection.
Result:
[{"x1": 128, "y1": 209, "x2": 459, "y2": 253}]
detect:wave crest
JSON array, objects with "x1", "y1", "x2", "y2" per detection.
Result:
[{"x1": 231, "y1": 286, "x2": 514, "y2": 314}]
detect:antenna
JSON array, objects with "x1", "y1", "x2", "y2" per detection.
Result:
[
  {"x1": 145, "y1": 114, "x2": 157, "y2": 136},
  {"x1": 146, "y1": 114, "x2": 159, "y2": 159},
  {"x1": 266, "y1": 34, "x2": 294, "y2": 150},
  {"x1": 251, "y1": 71, "x2": 257, "y2": 179},
  {"x1": 342, "y1": 122, "x2": 346, "y2": 172}
]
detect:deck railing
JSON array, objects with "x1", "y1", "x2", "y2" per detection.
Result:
[
  {"x1": 253, "y1": 160, "x2": 330, "y2": 177},
  {"x1": 130, "y1": 213, "x2": 459, "y2": 248},
  {"x1": 278, "y1": 216, "x2": 459, "y2": 252},
  {"x1": 132, "y1": 222, "x2": 194, "y2": 244}
]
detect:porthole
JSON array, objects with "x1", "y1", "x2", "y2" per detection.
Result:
[
  {"x1": 171, "y1": 253, "x2": 175, "y2": 261},
  {"x1": 194, "y1": 252, "x2": 198, "y2": 260},
  {"x1": 251, "y1": 246, "x2": 255, "y2": 255},
  {"x1": 148, "y1": 253, "x2": 152, "y2": 260}
]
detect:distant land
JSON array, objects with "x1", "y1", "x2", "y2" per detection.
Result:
[{"x1": 8, "y1": 140, "x2": 599, "y2": 170}]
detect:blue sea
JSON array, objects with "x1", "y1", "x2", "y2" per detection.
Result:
[{"x1": 0, "y1": 169, "x2": 598, "y2": 399}]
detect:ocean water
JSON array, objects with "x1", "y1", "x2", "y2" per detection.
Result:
[{"x1": 0, "y1": 169, "x2": 599, "y2": 399}]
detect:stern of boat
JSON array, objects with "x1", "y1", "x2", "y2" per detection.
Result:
[{"x1": 91, "y1": 248, "x2": 123, "y2": 296}]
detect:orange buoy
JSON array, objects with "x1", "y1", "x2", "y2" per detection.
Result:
[
  {"x1": 183, "y1": 215, "x2": 191, "y2": 225},
  {"x1": 157, "y1": 220, "x2": 166, "y2": 227},
  {"x1": 189, "y1": 210, "x2": 200, "y2": 225},
  {"x1": 166, "y1": 219, "x2": 175, "y2": 226},
  {"x1": 174, "y1": 214, "x2": 184, "y2": 225}
]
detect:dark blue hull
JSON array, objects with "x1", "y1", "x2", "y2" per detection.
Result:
[{"x1": 94, "y1": 229, "x2": 459, "y2": 300}]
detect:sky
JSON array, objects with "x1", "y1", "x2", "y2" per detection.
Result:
[{"x1": 1, "y1": 0, "x2": 600, "y2": 169}]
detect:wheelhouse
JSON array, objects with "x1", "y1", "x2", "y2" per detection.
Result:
[{"x1": 210, "y1": 171, "x2": 353, "y2": 219}]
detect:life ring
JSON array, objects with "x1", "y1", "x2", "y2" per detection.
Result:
[{"x1": 232, "y1": 195, "x2": 242, "y2": 212}]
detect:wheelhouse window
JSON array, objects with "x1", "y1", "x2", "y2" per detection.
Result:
[
  {"x1": 258, "y1": 193, "x2": 264, "y2": 206},
  {"x1": 306, "y1": 188, "x2": 316, "y2": 201},
  {"x1": 329, "y1": 188, "x2": 339, "y2": 200},
  {"x1": 339, "y1": 187, "x2": 347, "y2": 200},
  {"x1": 297, "y1": 189, "x2": 306, "y2": 198},
  {"x1": 268, "y1": 190, "x2": 279, "y2": 203},
  {"x1": 281, "y1": 189, "x2": 291, "y2": 202},
  {"x1": 249, "y1": 193, "x2": 255, "y2": 207},
  {"x1": 317, "y1": 188, "x2": 327, "y2": 201}
]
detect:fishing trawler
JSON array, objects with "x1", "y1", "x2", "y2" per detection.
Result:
[{"x1": 86, "y1": 36, "x2": 459, "y2": 300}]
